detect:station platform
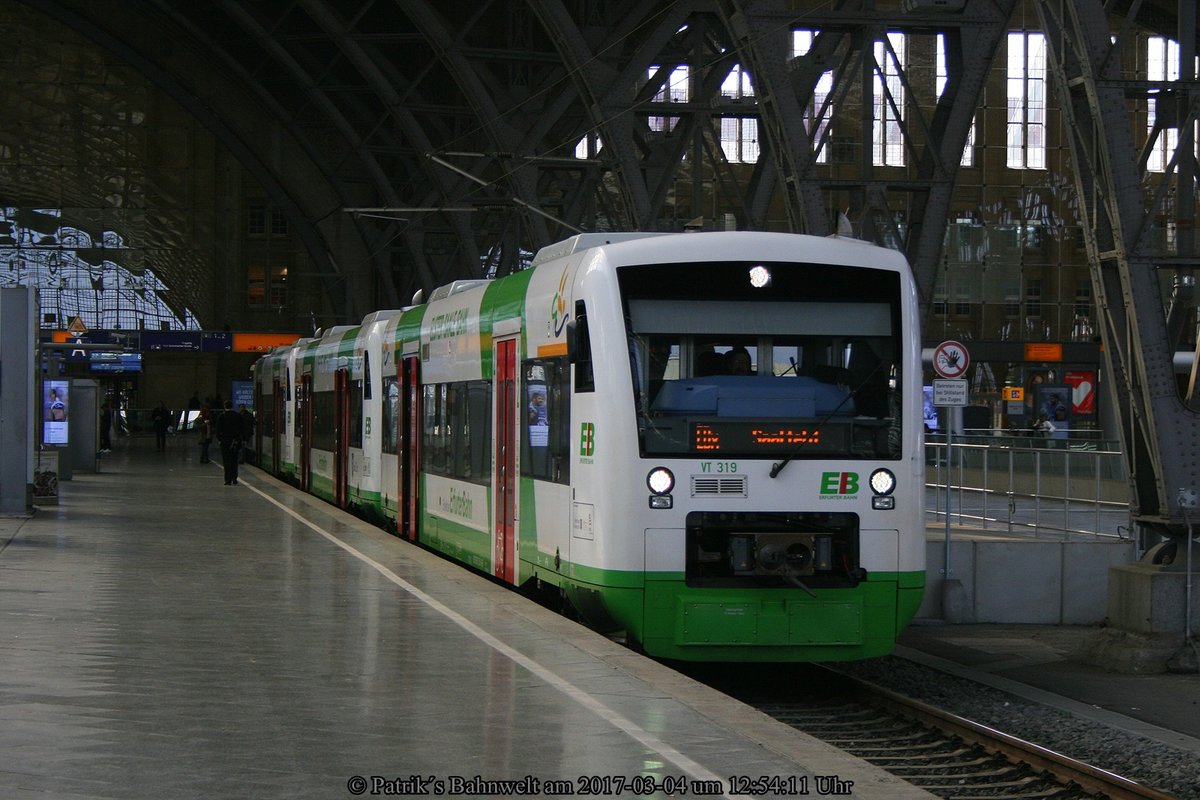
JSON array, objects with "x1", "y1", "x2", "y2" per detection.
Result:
[{"x1": 0, "y1": 437, "x2": 934, "y2": 800}]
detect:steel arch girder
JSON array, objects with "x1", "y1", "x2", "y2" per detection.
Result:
[{"x1": 1037, "y1": 0, "x2": 1200, "y2": 537}]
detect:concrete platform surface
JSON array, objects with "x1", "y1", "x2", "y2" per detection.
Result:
[{"x1": 0, "y1": 437, "x2": 933, "y2": 800}]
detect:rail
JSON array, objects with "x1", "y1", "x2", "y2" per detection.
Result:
[{"x1": 925, "y1": 434, "x2": 1132, "y2": 540}]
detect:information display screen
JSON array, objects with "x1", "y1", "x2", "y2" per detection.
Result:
[{"x1": 690, "y1": 421, "x2": 849, "y2": 455}]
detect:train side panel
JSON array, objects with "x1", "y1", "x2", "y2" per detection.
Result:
[{"x1": 347, "y1": 311, "x2": 403, "y2": 519}]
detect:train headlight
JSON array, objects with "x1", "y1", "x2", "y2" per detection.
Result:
[
  {"x1": 869, "y1": 468, "x2": 896, "y2": 510},
  {"x1": 749, "y1": 265, "x2": 772, "y2": 288},
  {"x1": 647, "y1": 467, "x2": 675, "y2": 495},
  {"x1": 869, "y1": 468, "x2": 896, "y2": 495}
]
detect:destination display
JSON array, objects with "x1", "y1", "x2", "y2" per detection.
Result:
[{"x1": 690, "y1": 421, "x2": 849, "y2": 454}]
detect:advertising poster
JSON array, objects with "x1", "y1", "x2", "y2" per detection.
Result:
[
  {"x1": 43, "y1": 379, "x2": 70, "y2": 445},
  {"x1": 33, "y1": 449, "x2": 59, "y2": 503},
  {"x1": 1063, "y1": 370, "x2": 1096, "y2": 416}
]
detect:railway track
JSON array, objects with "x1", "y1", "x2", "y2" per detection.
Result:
[{"x1": 754, "y1": 668, "x2": 1179, "y2": 800}]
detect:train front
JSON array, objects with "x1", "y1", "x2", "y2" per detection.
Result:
[{"x1": 579, "y1": 232, "x2": 925, "y2": 662}]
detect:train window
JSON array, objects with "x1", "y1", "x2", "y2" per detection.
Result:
[
  {"x1": 349, "y1": 380, "x2": 363, "y2": 448},
  {"x1": 312, "y1": 390, "x2": 335, "y2": 452},
  {"x1": 422, "y1": 384, "x2": 447, "y2": 474},
  {"x1": 572, "y1": 300, "x2": 594, "y2": 392},
  {"x1": 262, "y1": 400, "x2": 275, "y2": 438},
  {"x1": 421, "y1": 381, "x2": 491, "y2": 484},
  {"x1": 522, "y1": 358, "x2": 570, "y2": 485},
  {"x1": 363, "y1": 353, "x2": 372, "y2": 400},
  {"x1": 381, "y1": 376, "x2": 399, "y2": 455},
  {"x1": 454, "y1": 382, "x2": 492, "y2": 481}
]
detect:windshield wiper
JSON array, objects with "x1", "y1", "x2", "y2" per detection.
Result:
[{"x1": 769, "y1": 361, "x2": 888, "y2": 479}]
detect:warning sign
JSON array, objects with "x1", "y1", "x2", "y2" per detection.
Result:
[{"x1": 67, "y1": 316, "x2": 89, "y2": 337}]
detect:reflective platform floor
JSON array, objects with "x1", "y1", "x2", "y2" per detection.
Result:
[{"x1": 0, "y1": 437, "x2": 933, "y2": 800}]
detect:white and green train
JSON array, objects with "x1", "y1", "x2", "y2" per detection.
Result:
[{"x1": 252, "y1": 231, "x2": 925, "y2": 661}]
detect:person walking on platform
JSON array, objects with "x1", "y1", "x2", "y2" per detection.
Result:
[
  {"x1": 151, "y1": 401, "x2": 171, "y2": 452},
  {"x1": 197, "y1": 405, "x2": 213, "y2": 464},
  {"x1": 216, "y1": 401, "x2": 242, "y2": 485},
  {"x1": 99, "y1": 401, "x2": 113, "y2": 453}
]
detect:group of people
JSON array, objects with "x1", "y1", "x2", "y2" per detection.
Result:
[{"x1": 193, "y1": 398, "x2": 255, "y2": 485}]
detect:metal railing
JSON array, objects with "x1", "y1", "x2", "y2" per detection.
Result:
[{"x1": 925, "y1": 433, "x2": 1132, "y2": 540}]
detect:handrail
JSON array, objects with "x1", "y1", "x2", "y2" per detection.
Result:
[{"x1": 925, "y1": 436, "x2": 1131, "y2": 540}]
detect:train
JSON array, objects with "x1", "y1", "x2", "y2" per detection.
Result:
[{"x1": 251, "y1": 230, "x2": 925, "y2": 661}]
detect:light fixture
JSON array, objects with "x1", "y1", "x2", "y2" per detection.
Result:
[{"x1": 748, "y1": 265, "x2": 772, "y2": 288}]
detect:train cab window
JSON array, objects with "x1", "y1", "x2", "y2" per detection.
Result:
[
  {"x1": 522, "y1": 359, "x2": 570, "y2": 485},
  {"x1": 624, "y1": 292, "x2": 901, "y2": 460}
]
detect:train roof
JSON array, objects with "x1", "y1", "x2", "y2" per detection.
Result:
[
  {"x1": 528, "y1": 230, "x2": 908, "y2": 273},
  {"x1": 528, "y1": 232, "x2": 671, "y2": 268}
]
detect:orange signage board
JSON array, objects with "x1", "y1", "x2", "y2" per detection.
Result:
[
  {"x1": 1024, "y1": 343, "x2": 1063, "y2": 362},
  {"x1": 232, "y1": 333, "x2": 301, "y2": 353},
  {"x1": 1003, "y1": 387, "x2": 1024, "y2": 402}
]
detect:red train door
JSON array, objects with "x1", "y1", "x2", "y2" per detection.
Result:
[
  {"x1": 493, "y1": 338, "x2": 518, "y2": 584},
  {"x1": 271, "y1": 379, "x2": 283, "y2": 473},
  {"x1": 399, "y1": 356, "x2": 421, "y2": 541},
  {"x1": 298, "y1": 373, "x2": 312, "y2": 492},
  {"x1": 334, "y1": 368, "x2": 349, "y2": 509},
  {"x1": 253, "y1": 381, "x2": 264, "y2": 467}
]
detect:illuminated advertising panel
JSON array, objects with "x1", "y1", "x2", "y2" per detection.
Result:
[{"x1": 42, "y1": 380, "x2": 69, "y2": 445}]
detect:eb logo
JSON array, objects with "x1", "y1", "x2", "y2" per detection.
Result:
[
  {"x1": 820, "y1": 471, "x2": 859, "y2": 495},
  {"x1": 579, "y1": 422, "x2": 595, "y2": 457}
]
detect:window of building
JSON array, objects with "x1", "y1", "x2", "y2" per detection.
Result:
[
  {"x1": 1147, "y1": 36, "x2": 1179, "y2": 173},
  {"x1": 719, "y1": 65, "x2": 759, "y2": 163},
  {"x1": 248, "y1": 265, "x2": 288, "y2": 308},
  {"x1": 933, "y1": 272, "x2": 948, "y2": 316},
  {"x1": 792, "y1": 30, "x2": 832, "y2": 164},
  {"x1": 247, "y1": 203, "x2": 266, "y2": 236},
  {"x1": 937, "y1": 34, "x2": 975, "y2": 167},
  {"x1": 1025, "y1": 278, "x2": 1043, "y2": 317},
  {"x1": 953, "y1": 274, "x2": 972, "y2": 316},
  {"x1": 1007, "y1": 32, "x2": 1047, "y2": 170},
  {"x1": 248, "y1": 202, "x2": 289, "y2": 237},
  {"x1": 574, "y1": 132, "x2": 602, "y2": 159},
  {"x1": 1004, "y1": 281, "x2": 1022, "y2": 318},
  {"x1": 1073, "y1": 279, "x2": 1092, "y2": 318},
  {"x1": 270, "y1": 208, "x2": 289, "y2": 236},
  {"x1": 648, "y1": 65, "x2": 688, "y2": 134},
  {"x1": 873, "y1": 32, "x2": 906, "y2": 166}
]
